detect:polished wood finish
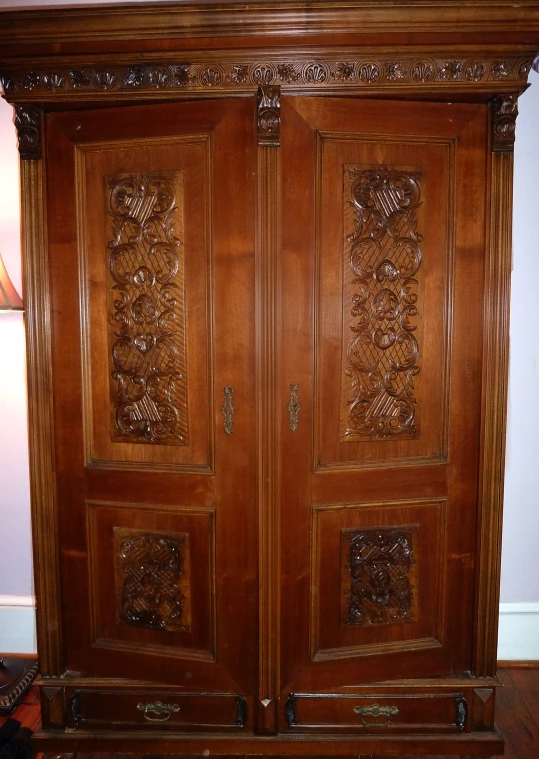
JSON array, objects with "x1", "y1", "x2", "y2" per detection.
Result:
[{"x1": 1, "y1": 2, "x2": 537, "y2": 757}]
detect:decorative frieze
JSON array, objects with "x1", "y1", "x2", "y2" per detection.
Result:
[{"x1": 1, "y1": 54, "x2": 532, "y2": 101}]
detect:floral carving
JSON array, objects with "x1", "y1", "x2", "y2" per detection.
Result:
[
  {"x1": 115, "y1": 529, "x2": 191, "y2": 632},
  {"x1": 228, "y1": 64, "x2": 249, "y2": 83},
  {"x1": 342, "y1": 166, "x2": 423, "y2": 439},
  {"x1": 252, "y1": 64, "x2": 275, "y2": 85},
  {"x1": 344, "y1": 527, "x2": 417, "y2": 626},
  {"x1": 333, "y1": 62, "x2": 355, "y2": 81},
  {"x1": 438, "y1": 60, "x2": 462, "y2": 81},
  {"x1": 199, "y1": 66, "x2": 222, "y2": 86},
  {"x1": 464, "y1": 60, "x2": 487, "y2": 82},
  {"x1": 385, "y1": 61, "x2": 406, "y2": 81},
  {"x1": 277, "y1": 63, "x2": 300, "y2": 83},
  {"x1": 107, "y1": 171, "x2": 188, "y2": 445}
]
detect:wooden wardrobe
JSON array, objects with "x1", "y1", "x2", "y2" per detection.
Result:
[{"x1": 1, "y1": 2, "x2": 538, "y2": 756}]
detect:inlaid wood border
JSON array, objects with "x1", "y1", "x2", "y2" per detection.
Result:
[
  {"x1": 21, "y1": 146, "x2": 63, "y2": 677},
  {"x1": 473, "y1": 109, "x2": 516, "y2": 677}
]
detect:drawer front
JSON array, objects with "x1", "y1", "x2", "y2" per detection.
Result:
[
  {"x1": 283, "y1": 690, "x2": 470, "y2": 734},
  {"x1": 67, "y1": 689, "x2": 248, "y2": 731}
]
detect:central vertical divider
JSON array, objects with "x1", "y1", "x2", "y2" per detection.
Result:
[{"x1": 255, "y1": 85, "x2": 282, "y2": 734}]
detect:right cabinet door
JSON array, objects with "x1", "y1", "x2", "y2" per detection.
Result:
[{"x1": 279, "y1": 98, "x2": 488, "y2": 701}]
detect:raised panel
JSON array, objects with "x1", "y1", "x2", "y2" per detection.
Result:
[
  {"x1": 77, "y1": 136, "x2": 212, "y2": 473},
  {"x1": 311, "y1": 499, "x2": 447, "y2": 661},
  {"x1": 87, "y1": 500, "x2": 216, "y2": 662}
]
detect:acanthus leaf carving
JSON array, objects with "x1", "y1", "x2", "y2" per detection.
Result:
[
  {"x1": 492, "y1": 93, "x2": 519, "y2": 152},
  {"x1": 257, "y1": 84, "x2": 280, "y2": 147},
  {"x1": 14, "y1": 104, "x2": 41, "y2": 160}
]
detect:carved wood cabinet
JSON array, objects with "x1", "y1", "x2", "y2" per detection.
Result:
[{"x1": 1, "y1": 2, "x2": 538, "y2": 756}]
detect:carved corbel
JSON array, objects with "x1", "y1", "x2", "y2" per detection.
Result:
[
  {"x1": 14, "y1": 104, "x2": 42, "y2": 160},
  {"x1": 257, "y1": 85, "x2": 280, "y2": 147},
  {"x1": 492, "y1": 94, "x2": 519, "y2": 153}
]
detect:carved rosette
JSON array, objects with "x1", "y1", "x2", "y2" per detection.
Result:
[
  {"x1": 342, "y1": 166, "x2": 423, "y2": 439},
  {"x1": 107, "y1": 171, "x2": 189, "y2": 445},
  {"x1": 257, "y1": 84, "x2": 281, "y2": 146},
  {"x1": 115, "y1": 528, "x2": 191, "y2": 632},
  {"x1": 343, "y1": 526, "x2": 418, "y2": 627},
  {"x1": 492, "y1": 94, "x2": 519, "y2": 152},
  {"x1": 14, "y1": 104, "x2": 41, "y2": 159}
]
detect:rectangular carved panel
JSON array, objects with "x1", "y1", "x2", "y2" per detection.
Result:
[
  {"x1": 114, "y1": 527, "x2": 191, "y2": 633},
  {"x1": 341, "y1": 525, "x2": 418, "y2": 627},
  {"x1": 107, "y1": 171, "x2": 188, "y2": 446},
  {"x1": 341, "y1": 166, "x2": 423, "y2": 440}
]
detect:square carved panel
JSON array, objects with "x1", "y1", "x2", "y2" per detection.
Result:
[
  {"x1": 114, "y1": 527, "x2": 192, "y2": 633},
  {"x1": 341, "y1": 525, "x2": 419, "y2": 627}
]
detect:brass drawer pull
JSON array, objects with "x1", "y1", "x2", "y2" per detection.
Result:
[
  {"x1": 136, "y1": 700, "x2": 181, "y2": 723},
  {"x1": 353, "y1": 703, "x2": 399, "y2": 727},
  {"x1": 222, "y1": 386, "x2": 236, "y2": 435},
  {"x1": 287, "y1": 382, "x2": 301, "y2": 431}
]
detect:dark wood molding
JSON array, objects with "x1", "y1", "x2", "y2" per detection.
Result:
[{"x1": 2, "y1": 2, "x2": 539, "y2": 45}]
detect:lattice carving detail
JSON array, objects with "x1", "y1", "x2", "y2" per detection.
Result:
[
  {"x1": 342, "y1": 166, "x2": 423, "y2": 439},
  {"x1": 344, "y1": 527, "x2": 417, "y2": 626},
  {"x1": 107, "y1": 171, "x2": 188, "y2": 445},
  {"x1": 115, "y1": 528, "x2": 191, "y2": 632}
]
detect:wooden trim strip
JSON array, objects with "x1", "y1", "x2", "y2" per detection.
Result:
[
  {"x1": 473, "y1": 143, "x2": 514, "y2": 678},
  {"x1": 256, "y1": 132, "x2": 281, "y2": 733},
  {"x1": 21, "y1": 156, "x2": 63, "y2": 677},
  {"x1": 497, "y1": 660, "x2": 539, "y2": 669}
]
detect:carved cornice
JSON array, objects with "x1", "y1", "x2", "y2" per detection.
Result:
[
  {"x1": 257, "y1": 85, "x2": 280, "y2": 147},
  {"x1": 492, "y1": 94, "x2": 519, "y2": 152},
  {"x1": 14, "y1": 104, "x2": 42, "y2": 160},
  {"x1": 1, "y1": 53, "x2": 533, "y2": 102}
]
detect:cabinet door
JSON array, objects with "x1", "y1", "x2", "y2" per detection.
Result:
[
  {"x1": 46, "y1": 99, "x2": 257, "y2": 695},
  {"x1": 280, "y1": 98, "x2": 487, "y2": 699}
]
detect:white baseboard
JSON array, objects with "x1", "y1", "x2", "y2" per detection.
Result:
[
  {"x1": 0, "y1": 595, "x2": 36, "y2": 654},
  {"x1": 0, "y1": 597, "x2": 537, "y2": 661},
  {"x1": 497, "y1": 602, "x2": 539, "y2": 661}
]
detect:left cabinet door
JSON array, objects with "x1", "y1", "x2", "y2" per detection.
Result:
[{"x1": 44, "y1": 98, "x2": 258, "y2": 698}]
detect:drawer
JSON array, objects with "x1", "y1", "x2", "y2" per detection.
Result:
[
  {"x1": 284, "y1": 690, "x2": 470, "y2": 733},
  {"x1": 67, "y1": 689, "x2": 248, "y2": 731}
]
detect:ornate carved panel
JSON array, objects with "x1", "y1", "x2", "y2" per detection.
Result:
[
  {"x1": 342, "y1": 526, "x2": 418, "y2": 627},
  {"x1": 341, "y1": 166, "x2": 424, "y2": 440},
  {"x1": 107, "y1": 171, "x2": 189, "y2": 445},
  {"x1": 114, "y1": 528, "x2": 191, "y2": 633}
]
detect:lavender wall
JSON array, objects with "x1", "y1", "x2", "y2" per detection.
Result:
[{"x1": 0, "y1": 96, "x2": 32, "y2": 599}]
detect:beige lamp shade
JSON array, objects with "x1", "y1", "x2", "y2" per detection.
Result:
[{"x1": 0, "y1": 252, "x2": 23, "y2": 311}]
